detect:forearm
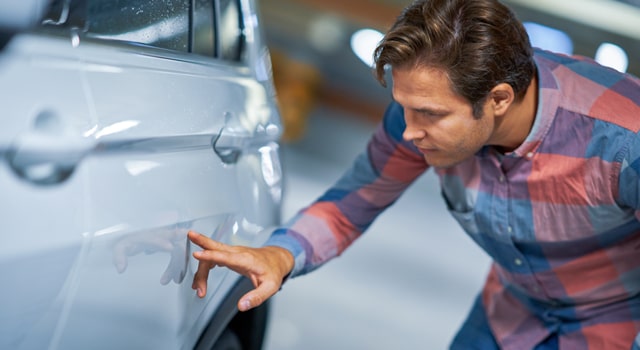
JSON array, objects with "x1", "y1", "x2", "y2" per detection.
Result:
[{"x1": 266, "y1": 102, "x2": 428, "y2": 277}]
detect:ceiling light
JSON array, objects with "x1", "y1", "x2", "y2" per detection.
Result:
[
  {"x1": 595, "y1": 42, "x2": 629, "y2": 73},
  {"x1": 350, "y1": 28, "x2": 384, "y2": 67},
  {"x1": 523, "y1": 22, "x2": 573, "y2": 55}
]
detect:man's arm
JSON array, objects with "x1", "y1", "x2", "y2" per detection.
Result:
[
  {"x1": 265, "y1": 102, "x2": 429, "y2": 278},
  {"x1": 188, "y1": 102, "x2": 427, "y2": 310},
  {"x1": 615, "y1": 128, "x2": 640, "y2": 215}
]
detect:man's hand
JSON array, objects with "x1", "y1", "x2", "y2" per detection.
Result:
[{"x1": 187, "y1": 230, "x2": 294, "y2": 312}]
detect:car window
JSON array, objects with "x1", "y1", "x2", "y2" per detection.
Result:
[
  {"x1": 38, "y1": 0, "x2": 246, "y2": 62},
  {"x1": 192, "y1": 0, "x2": 216, "y2": 57},
  {"x1": 218, "y1": 0, "x2": 244, "y2": 61},
  {"x1": 85, "y1": 0, "x2": 190, "y2": 52}
]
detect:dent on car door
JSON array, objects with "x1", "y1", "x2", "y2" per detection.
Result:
[
  {"x1": 0, "y1": 30, "x2": 95, "y2": 349},
  {"x1": 49, "y1": 3, "x2": 282, "y2": 350}
]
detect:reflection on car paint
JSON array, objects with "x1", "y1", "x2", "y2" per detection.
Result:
[
  {"x1": 112, "y1": 222, "x2": 190, "y2": 285},
  {"x1": 124, "y1": 160, "x2": 161, "y2": 177},
  {"x1": 93, "y1": 120, "x2": 140, "y2": 139}
]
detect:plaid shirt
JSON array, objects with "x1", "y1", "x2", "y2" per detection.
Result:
[{"x1": 267, "y1": 49, "x2": 640, "y2": 348}]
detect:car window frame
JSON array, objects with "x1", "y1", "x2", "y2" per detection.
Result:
[
  {"x1": 37, "y1": 0, "x2": 249, "y2": 67},
  {"x1": 215, "y1": 0, "x2": 245, "y2": 63}
]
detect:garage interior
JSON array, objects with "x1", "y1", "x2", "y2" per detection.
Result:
[{"x1": 260, "y1": 1, "x2": 640, "y2": 349}]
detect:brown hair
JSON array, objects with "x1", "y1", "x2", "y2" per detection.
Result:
[{"x1": 374, "y1": 0, "x2": 535, "y2": 117}]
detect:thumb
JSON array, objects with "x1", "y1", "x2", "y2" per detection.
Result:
[{"x1": 238, "y1": 280, "x2": 279, "y2": 312}]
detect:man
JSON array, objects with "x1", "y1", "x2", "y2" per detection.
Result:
[{"x1": 188, "y1": 0, "x2": 640, "y2": 348}]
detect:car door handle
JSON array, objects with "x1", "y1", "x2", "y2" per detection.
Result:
[
  {"x1": 212, "y1": 120, "x2": 282, "y2": 165},
  {"x1": 212, "y1": 128, "x2": 245, "y2": 164},
  {"x1": 7, "y1": 131, "x2": 94, "y2": 185},
  {"x1": 212, "y1": 123, "x2": 280, "y2": 164}
]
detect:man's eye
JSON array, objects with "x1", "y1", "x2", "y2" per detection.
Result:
[{"x1": 421, "y1": 111, "x2": 445, "y2": 117}]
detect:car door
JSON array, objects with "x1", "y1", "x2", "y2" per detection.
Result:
[
  {"x1": 50, "y1": 0, "x2": 283, "y2": 349},
  {"x1": 0, "y1": 22, "x2": 96, "y2": 350}
]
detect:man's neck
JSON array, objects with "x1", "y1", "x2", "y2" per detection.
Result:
[{"x1": 493, "y1": 75, "x2": 539, "y2": 153}]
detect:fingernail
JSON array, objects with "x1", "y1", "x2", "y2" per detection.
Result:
[{"x1": 240, "y1": 300, "x2": 251, "y2": 311}]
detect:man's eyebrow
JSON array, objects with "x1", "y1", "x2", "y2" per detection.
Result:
[
  {"x1": 391, "y1": 92, "x2": 448, "y2": 115},
  {"x1": 412, "y1": 106, "x2": 448, "y2": 114}
]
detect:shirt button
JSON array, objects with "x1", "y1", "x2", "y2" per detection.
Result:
[
  {"x1": 526, "y1": 152, "x2": 534, "y2": 159},
  {"x1": 507, "y1": 226, "x2": 513, "y2": 233},
  {"x1": 514, "y1": 258, "x2": 523, "y2": 266},
  {"x1": 499, "y1": 175, "x2": 505, "y2": 183}
]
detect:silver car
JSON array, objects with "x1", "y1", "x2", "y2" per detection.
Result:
[{"x1": 0, "y1": 0, "x2": 282, "y2": 349}]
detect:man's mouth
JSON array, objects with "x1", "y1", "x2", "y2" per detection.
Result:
[{"x1": 417, "y1": 146, "x2": 437, "y2": 154}]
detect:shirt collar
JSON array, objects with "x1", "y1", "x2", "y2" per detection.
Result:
[{"x1": 508, "y1": 50, "x2": 561, "y2": 159}]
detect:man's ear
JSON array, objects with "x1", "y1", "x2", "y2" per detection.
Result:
[{"x1": 490, "y1": 83, "x2": 515, "y2": 117}]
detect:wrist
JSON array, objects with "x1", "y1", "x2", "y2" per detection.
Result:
[{"x1": 264, "y1": 246, "x2": 294, "y2": 277}]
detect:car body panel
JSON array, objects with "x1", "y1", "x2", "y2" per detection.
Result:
[
  {"x1": 0, "y1": 33, "x2": 94, "y2": 349},
  {"x1": 0, "y1": 0, "x2": 282, "y2": 348},
  {"x1": 0, "y1": 0, "x2": 48, "y2": 29}
]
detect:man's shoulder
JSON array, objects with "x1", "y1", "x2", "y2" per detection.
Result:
[
  {"x1": 381, "y1": 101, "x2": 406, "y2": 142},
  {"x1": 535, "y1": 49, "x2": 640, "y2": 133},
  {"x1": 535, "y1": 48, "x2": 638, "y2": 87}
]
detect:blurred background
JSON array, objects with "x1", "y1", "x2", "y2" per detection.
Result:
[{"x1": 259, "y1": 0, "x2": 640, "y2": 349}]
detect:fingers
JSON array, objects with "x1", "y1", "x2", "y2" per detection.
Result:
[
  {"x1": 187, "y1": 230, "x2": 289, "y2": 309},
  {"x1": 192, "y1": 260, "x2": 214, "y2": 298},
  {"x1": 188, "y1": 230, "x2": 223, "y2": 298},
  {"x1": 189, "y1": 232, "x2": 248, "y2": 274},
  {"x1": 188, "y1": 230, "x2": 225, "y2": 250},
  {"x1": 238, "y1": 280, "x2": 280, "y2": 312}
]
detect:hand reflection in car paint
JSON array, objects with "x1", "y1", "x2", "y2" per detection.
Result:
[{"x1": 111, "y1": 223, "x2": 191, "y2": 285}]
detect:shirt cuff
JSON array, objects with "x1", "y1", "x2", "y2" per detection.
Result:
[{"x1": 263, "y1": 229, "x2": 307, "y2": 279}]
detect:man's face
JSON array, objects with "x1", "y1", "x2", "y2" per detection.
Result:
[{"x1": 392, "y1": 65, "x2": 496, "y2": 168}]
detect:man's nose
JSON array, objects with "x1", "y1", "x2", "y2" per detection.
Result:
[{"x1": 402, "y1": 118, "x2": 426, "y2": 141}]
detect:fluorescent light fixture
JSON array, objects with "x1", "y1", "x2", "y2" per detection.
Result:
[
  {"x1": 595, "y1": 42, "x2": 629, "y2": 73},
  {"x1": 523, "y1": 22, "x2": 574, "y2": 55},
  {"x1": 350, "y1": 28, "x2": 384, "y2": 67}
]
